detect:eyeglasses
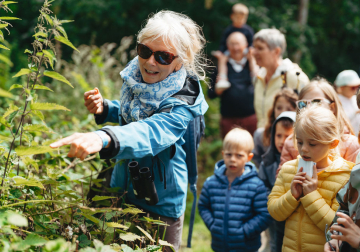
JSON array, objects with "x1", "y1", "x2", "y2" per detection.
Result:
[
  {"x1": 296, "y1": 98, "x2": 332, "y2": 110},
  {"x1": 137, "y1": 43, "x2": 178, "y2": 65}
]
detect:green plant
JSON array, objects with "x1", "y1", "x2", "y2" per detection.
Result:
[{"x1": 0, "y1": 1, "x2": 173, "y2": 251}]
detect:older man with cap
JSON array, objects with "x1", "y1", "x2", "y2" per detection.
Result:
[
  {"x1": 335, "y1": 69, "x2": 360, "y2": 136},
  {"x1": 208, "y1": 31, "x2": 258, "y2": 137}
]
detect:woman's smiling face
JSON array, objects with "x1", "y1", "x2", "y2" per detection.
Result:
[{"x1": 138, "y1": 37, "x2": 182, "y2": 84}]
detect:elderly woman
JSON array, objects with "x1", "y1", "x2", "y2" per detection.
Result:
[
  {"x1": 51, "y1": 11, "x2": 208, "y2": 251},
  {"x1": 252, "y1": 28, "x2": 309, "y2": 128}
]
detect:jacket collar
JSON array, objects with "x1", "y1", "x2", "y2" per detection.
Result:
[
  {"x1": 214, "y1": 160, "x2": 257, "y2": 185},
  {"x1": 257, "y1": 58, "x2": 295, "y2": 82}
]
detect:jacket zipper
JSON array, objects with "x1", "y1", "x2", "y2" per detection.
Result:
[
  {"x1": 223, "y1": 183, "x2": 231, "y2": 252},
  {"x1": 298, "y1": 207, "x2": 304, "y2": 252}
]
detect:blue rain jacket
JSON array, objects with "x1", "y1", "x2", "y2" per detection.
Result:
[
  {"x1": 198, "y1": 160, "x2": 271, "y2": 252},
  {"x1": 96, "y1": 77, "x2": 208, "y2": 219}
]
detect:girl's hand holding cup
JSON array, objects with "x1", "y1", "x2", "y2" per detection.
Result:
[
  {"x1": 84, "y1": 87, "x2": 104, "y2": 114},
  {"x1": 291, "y1": 167, "x2": 306, "y2": 200},
  {"x1": 303, "y1": 164, "x2": 318, "y2": 195}
]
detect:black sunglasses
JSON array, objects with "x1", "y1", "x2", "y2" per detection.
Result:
[{"x1": 137, "y1": 43, "x2": 178, "y2": 65}]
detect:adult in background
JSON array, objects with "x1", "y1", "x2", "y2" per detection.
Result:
[
  {"x1": 208, "y1": 32, "x2": 258, "y2": 137},
  {"x1": 50, "y1": 10, "x2": 209, "y2": 251},
  {"x1": 253, "y1": 28, "x2": 309, "y2": 128}
]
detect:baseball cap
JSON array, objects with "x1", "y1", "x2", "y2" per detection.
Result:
[{"x1": 334, "y1": 70, "x2": 360, "y2": 87}]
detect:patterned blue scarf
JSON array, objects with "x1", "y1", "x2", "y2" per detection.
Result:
[{"x1": 119, "y1": 56, "x2": 186, "y2": 123}]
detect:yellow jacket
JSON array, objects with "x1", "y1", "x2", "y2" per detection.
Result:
[
  {"x1": 254, "y1": 58, "x2": 309, "y2": 128},
  {"x1": 268, "y1": 156, "x2": 353, "y2": 252}
]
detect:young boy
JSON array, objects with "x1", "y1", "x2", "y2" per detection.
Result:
[
  {"x1": 219, "y1": 3, "x2": 254, "y2": 52},
  {"x1": 198, "y1": 128, "x2": 271, "y2": 252},
  {"x1": 335, "y1": 69, "x2": 360, "y2": 136},
  {"x1": 258, "y1": 111, "x2": 296, "y2": 252}
]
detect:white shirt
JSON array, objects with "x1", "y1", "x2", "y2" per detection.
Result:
[{"x1": 338, "y1": 94, "x2": 360, "y2": 136}]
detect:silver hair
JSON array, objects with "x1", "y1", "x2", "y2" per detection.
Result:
[
  {"x1": 137, "y1": 10, "x2": 208, "y2": 82},
  {"x1": 253, "y1": 28, "x2": 287, "y2": 57}
]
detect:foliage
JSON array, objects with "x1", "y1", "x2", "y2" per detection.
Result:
[
  {"x1": 6, "y1": 0, "x2": 360, "y2": 83},
  {"x1": 0, "y1": 1, "x2": 173, "y2": 251}
]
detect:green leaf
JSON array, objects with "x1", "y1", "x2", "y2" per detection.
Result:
[
  {"x1": 22, "y1": 157, "x2": 39, "y2": 172},
  {"x1": 30, "y1": 102, "x2": 70, "y2": 111},
  {"x1": 121, "y1": 244, "x2": 135, "y2": 252},
  {"x1": 0, "y1": 134, "x2": 12, "y2": 141},
  {"x1": 92, "y1": 195, "x2": 116, "y2": 201},
  {"x1": 105, "y1": 222, "x2": 129, "y2": 230},
  {"x1": 121, "y1": 207, "x2": 144, "y2": 215},
  {"x1": 23, "y1": 124, "x2": 54, "y2": 133},
  {"x1": 24, "y1": 49, "x2": 33, "y2": 54},
  {"x1": 8, "y1": 84, "x2": 23, "y2": 91},
  {"x1": 15, "y1": 146, "x2": 55, "y2": 156},
  {"x1": 0, "y1": 53, "x2": 13, "y2": 66},
  {"x1": 12, "y1": 68, "x2": 31, "y2": 78},
  {"x1": 0, "y1": 24, "x2": 8, "y2": 29},
  {"x1": 41, "y1": 50, "x2": 56, "y2": 70},
  {"x1": 82, "y1": 214, "x2": 100, "y2": 224},
  {"x1": 2, "y1": 1, "x2": 18, "y2": 5},
  {"x1": 7, "y1": 211, "x2": 28, "y2": 227},
  {"x1": 71, "y1": 72, "x2": 91, "y2": 91},
  {"x1": 0, "y1": 17, "x2": 21, "y2": 20},
  {"x1": 54, "y1": 36, "x2": 79, "y2": 53},
  {"x1": 146, "y1": 245, "x2": 162, "y2": 252},
  {"x1": 119, "y1": 232, "x2": 141, "y2": 242},
  {"x1": 43, "y1": 70, "x2": 73, "y2": 88},
  {"x1": 77, "y1": 234, "x2": 91, "y2": 248},
  {"x1": 30, "y1": 110, "x2": 44, "y2": 121},
  {"x1": 56, "y1": 26, "x2": 67, "y2": 39},
  {"x1": 0, "y1": 116, "x2": 10, "y2": 127},
  {"x1": 0, "y1": 44, "x2": 10, "y2": 50},
  {"x1": 158, "y1": 239, "x2": 174, "y2": 247},
  {"x1": 136, "y1": 226, "x2": 155, "y2": 242},
  {"x1": 33, "y1": 84, "x2": 53, "y2": 92},
  {"x1": 0, "y1": 88, "x2": 14, "y2": 98},
  {"x1": 18, "y1": 234, "x2": 47, "y2": 250},
  {"x1": 59, "y1": 20, "x2": 74, "y2": 24},
  {"x1": 13, "y1": 176, "x2": 44, "y2": 189},
  {"x1": 33, "y1": 32, "x2": 47, "y2": 38},
  {"x1": 3, "y1": 104, "x2": 19, "y2": 118},
  {"x1": 40, "y1": 12, "x2": 53, "y2": 26}
]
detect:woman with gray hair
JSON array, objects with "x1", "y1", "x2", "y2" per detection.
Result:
[
  {"x1": 252, "y1": 28, "x2": 309, "y2": 128},
  {"x1": 50, "y1": 10, "x2": 209, "y2": 251}
]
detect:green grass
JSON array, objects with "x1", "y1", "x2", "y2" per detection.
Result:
[{"x1": 180, "y1": 192, "x2": 212, "y2": 252}]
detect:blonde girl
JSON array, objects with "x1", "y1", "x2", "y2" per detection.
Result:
[
  {"x1": 278, "y1": 78, "x2": 359, "y2": 169},
  {"x1": 253, "y1": 87, "x2": 298, "y2": 167},
  {"x1": 268, "y1": 105, "x2": 353, "y2": 252}
]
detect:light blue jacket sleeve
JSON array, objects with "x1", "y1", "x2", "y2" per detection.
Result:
[
  {"x1": 97, "y1": 99, "x2": 121, "y2": 124},
  {"x1": 102, "y1": 105, "x2": 195, "y2": 159}
]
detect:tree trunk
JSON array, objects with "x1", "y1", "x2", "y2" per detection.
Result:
[{"x1": 293, "y1": 0, "x2": 309, "y2": 64}]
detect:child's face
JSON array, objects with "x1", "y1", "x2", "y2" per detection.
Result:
[
  {"x1": 230, "y1": 13, "x2": 247, "y2": 27},
  {"x1": 222, "y1": 148, "x2": 253, "y2": 177},
  {"x1": 274, "y1": 97, "x2": 295, "y2": 118},
  {"x1": 275, "y1": 123, "x2": 293, "y2": 153},
  {"x1": 339, "y1": 85, "x2": 359, "y2": 99},
  {"x1": 296, "y1": 129, "x2": 337, "y2": 168}
]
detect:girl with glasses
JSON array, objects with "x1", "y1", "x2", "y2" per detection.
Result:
[
  {"x1": 268, "y1": 105, "x2": 353, "y2": 252},
  {"x1": 277, "y1": 78, "x2": 359, "y2": 173},
  {"x1": 50, "y1": 11, "x2": 209, "y2": 251}
]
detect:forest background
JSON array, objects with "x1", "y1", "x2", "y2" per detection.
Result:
[{"x1": 1, "y1": 0, "x2": 360, "y2": 251}]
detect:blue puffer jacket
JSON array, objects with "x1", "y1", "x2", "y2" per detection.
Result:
[
  {"x1": 198, "y1": 160, "x2": 271, "y2": 252},
  {"x1": 96, "y1": 76, "x2": 208, "y2": 219}
]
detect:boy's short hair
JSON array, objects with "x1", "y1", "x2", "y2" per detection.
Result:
[
  {"x1": 232, "y1": 3, "x2": 249, "y2": 15},
  {"x1": 223, "y1": 128, "x2": 254, "y2": 153},
  {"x1": 277, "y1": 118, "x2": 294, "y2": 130}
]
